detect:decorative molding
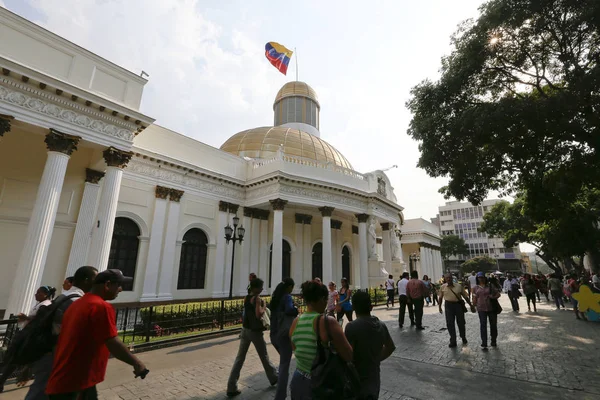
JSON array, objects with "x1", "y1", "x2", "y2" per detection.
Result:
[
  {"x1": 0, "y1": 82, "x2": 136, "y2": 141},
  {"x1": 419, "y1": 241, "x2": 441, "y2": 251},
  {"x1": 103, "y1": 146, "x2": 133, "y2": 168},
  {"x1": 0, "y1": 114, "x2": 13, "y2": 136},
  {"x1": 356, "y1": 213, "x2": 370, "y2": 223},
  {"x1": 243, "y1": 207, "x2": 254, "y2": 218},
  {"x1": 331, "y1": 219, "x2": 343, "y2": 230},
  {"x1": 228, "y1": 203, "x2": 239, "y2": 214},
  {"x1": 155, "y1": 185, "x2": 170, "y2": 199},
  {"x1": 45, "y1": 128, "x2": 80, "y2": 155},
  {"x1": 218, "y1": 201, "x2": 229, "y2": 212},
  {"x1": 376, "y1": 238, "x2": 383, "y2": 244},
  {"x1": 319, "y1": 206, "x2": 334, "y2": 217},
  {"x1": 295, "y1": 213, "x2": 312, "y2": 225},
  {"x1": 381, "y1": 222, "x2": 390, "y2": 231},
  {"x1": 270, "y1": 198, "x2": 288, "y2": 211},
  {"x1": 169, "y1": 188, "x2": 184, "y2": 202},
  {"x1": 254, "y1": 209, "x2": 270, "y2": 220},
  {"x1": 280, "y1": 185, "x2": 365, "y2": 210},
  {"x1": 126, "y1": 158, "x2": 245, "y2": 200},
  {"x1": 352, "y1": 225, "x2": 359, "y2": 235},
  {"x1": 85, "y1": 168, "x2": 105, "y2": 184}
]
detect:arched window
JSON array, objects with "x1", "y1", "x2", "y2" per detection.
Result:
[
  {"x1": 342, "y1": 246, "x2": 351, "y2": 281},
  {"x1": 312, "y1": 242, "x2": 323, "y2": 280},
  {"x1": 178, "y1": 228, "x2": 208, "y2": 290},
  {"x1": 107, "y1": 217, "x2": 140, "y2": 291},
  {"x1": 269, "y1": 240, "x2": 292, "y2": 288}
]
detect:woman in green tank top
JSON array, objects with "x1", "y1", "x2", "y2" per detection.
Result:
[{"x1": 289, "y1": 281, "x2": 353, "y2": 400}]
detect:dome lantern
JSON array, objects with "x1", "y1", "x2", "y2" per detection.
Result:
[{"x1": 273, "y1": 81, "x2": 320, "y2": 137}]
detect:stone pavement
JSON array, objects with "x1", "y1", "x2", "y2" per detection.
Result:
[{"x1": 2, "y1": 294, "x2": 599, "y2": 400}]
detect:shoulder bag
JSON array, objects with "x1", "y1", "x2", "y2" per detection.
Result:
[
  {"x1": 489, "y1": 287, "x2": 503, "y2": 315},
  {"x1": 450, "y1": 287, "x2": 472, "y2": 313},
  {"x1": 311, "y1": 314, "x2": 361, "y2": 399}
]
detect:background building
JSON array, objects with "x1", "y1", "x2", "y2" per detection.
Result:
[{"x1": 438, "y1": 199, "x2": 522, "y2": 272}]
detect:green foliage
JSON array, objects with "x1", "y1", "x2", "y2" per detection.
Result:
[
  {"x1": 460, "y1": 256, "x2": 497, "y2": 275},
  {"x1": 441, "y1": 234, "x2": 470, "y2": 260}
]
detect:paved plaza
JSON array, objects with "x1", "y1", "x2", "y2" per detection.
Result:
[{"x1": 3, "y1": 295, "x2": 599, "y2": 400}]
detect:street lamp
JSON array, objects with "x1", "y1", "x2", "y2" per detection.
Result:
[
  {"x1": 409, "y1": 252, "x2": 420, "y2": 273},
  {"x1": 224, "y1": 215, "x2": 245, "y2": 299}
]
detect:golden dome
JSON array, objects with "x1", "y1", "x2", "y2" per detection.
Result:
[
  {"x1": 220, "y1": 127, "x2": 352, "y2": 169},
  {"x1": 274, "y1": 81, "x2": 320, "y2": 108}
]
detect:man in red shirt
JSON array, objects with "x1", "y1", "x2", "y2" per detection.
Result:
[
  {"x1": 406, "y1": 270, "x2": 429, "y2": 330},
  {"x1": 46, "y1": 269, "x2": 146, "y2": 400}
]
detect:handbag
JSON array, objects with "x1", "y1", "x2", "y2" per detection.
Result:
[
  {"x1": 450, "y1": 287, "x2": 470, "y2": 313},
  {"x1": 311, "y1": 314, "x2": 361, "y2": 399},
  {"x1": 261, "y1": 307, "x2": 271, "y2": 330},
  {"x1": 490, "y1": 298, "x2": 502, "y2": 315}
]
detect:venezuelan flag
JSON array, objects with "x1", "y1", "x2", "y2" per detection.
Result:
[{"x1": 265, "y1": 42, "x2": 293, "y2": 75}]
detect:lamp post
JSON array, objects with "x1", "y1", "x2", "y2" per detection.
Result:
[{"x1": 224, "y1": 215, "x2": 245, "y2": 299}]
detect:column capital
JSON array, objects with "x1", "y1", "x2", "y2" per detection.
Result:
[
  {"x1": 243, "y1": 207, "x2": 254, "y2": 218},
  {"x1": 103, "y1": 146, "x2": 133, "y2": 168},
  {"x1": 255, "y1": 209, "x2": 270, "y2": 220},
  {"x1": 155, "y1": 185, "x2": 170, "y2": 199},
  {"x1": 319, "y1": 206, "x2": 334, "y2": 217},
  {"x1": 218, "y1": 201, "x2": 229, "y2": 212},
  {"x1": 381, "y1": 222, "x2": 390, "y2": 231},
  {"x1": 356, "y1": 213, "x2": 369, "y2": 223},
  {"x1": 352, "y1": 225, "x2": 359, "y2": 235},
  {"x1": 331, "y1": 219, "x2": 343, "y2": 230},
  {"x1": 169, "y1": 188, "x2": 184, "y2": 202},
  {"x1": 85, "y1": 168, "x2": 105, "y2": 184},
  {"x1": 228, "y1": 203, "x2": 239, "y2": 214},
  {"x1": 45, "y1": 129, "x2": 81, "y2": 155},
  {"x1": 0, "y1": 114, "x2": 14, "y2": 137},
  {"x1": 376, "y1": 238, "x2": 383, "y2": 244},
  {"x1": 295, "y1": 213, "x2": 313, "y2": 224},
  {"x1": 270, "y1": 198, "x2": 288, "y2": 211}
]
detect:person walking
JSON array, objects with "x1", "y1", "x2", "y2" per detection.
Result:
[
  {"x1": 438, "y1": 273, "x2": 469, "y2": 347},
  {"x1": 397, "y1": 272, "x2": 414, "y2": 328},
  {"x1": 289, "y1": 281, "x2": 353, "y2": 400},
  {"x1": 269, "y1": 278, "x2": 298, "y2": 400},
  {"x1": 472, "y1": 272, "x2": 501, "y2": 351},
  {"x1": 385, "y1": 275, "x2": 395, "y2": 308},
  {"x1": 337, "y1": 278, "x2": 353, "y2": 325},
  {"x1": 522, "y1": 274, "x2": 537, "y2": 312},
  {"x1": 406, "y1": 270, "x2": 428, "y2": 330},
  {"x1": 227, "y1": 278, "x2": 278, "y2": 397},
  {"x1": 326, "y1": 281, "x2": 338, "y2": 317},
  {"x1": 539, "y1": 275, "x2": 550, "y2": 301},
  {"x1": 46, "y1": 269, "x2": 146, "y2": 400},
  {"x1": 467, "y1": 271, "x2": 477, "y2": 297},
  {"x1": 16, "y1": 286, "x2": 56, "y2": 329},
  {"x1": 422, "y1": 275, "x2": 432, "y2": 306},
  {"x1": 503, "y1": 274, "x2": 521, "y2": 312},
  {"x1": 61, "y1": 277, "x2": 74, "y2": 293},
  {"x1": 430, "y1": 278, "x2": 438, "y2": 306},
  {"x1": 547, "y1": 274, "x2": 565, "y2": 310},
  {"x1": 345, "y1": 291, "x2": 396, "y2": 400},
  {"x1": 567, "y1": 274, "x2": 584, "y2": 320}
]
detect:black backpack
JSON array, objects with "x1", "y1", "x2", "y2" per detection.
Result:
[
  {"x1": 5, "y1": 294, "x2": 80, "y2": 366},
  {"x1": 311, "y1": 314, "x2": 361, "y2": 399}
]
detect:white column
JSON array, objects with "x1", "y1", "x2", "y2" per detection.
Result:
[
  {"x1": 249, "y1": 215, "x2": 260, "y2": 276},
  {"x1": 7, "y1": 130, "x2": 80, "y2": 316},
  {"x1": 140, "y1": 187, "x2": 169, "y2": 301},
  {"x1": 320, "y1": 207, "x2": 334, "y2": 285},
  {"x1": 87, "y1": 147, "x2": 132, "y2": 271},
  {"x1": 334, "y1": 222, "x2": 343, "y2": 281},
  {"x1": 238, "y1": 209, "x2": 253, "y2": 295},
  {"x1": 212, "y1": 202, "x2": 229, "y2": 297},
  {"x1": 381, "y1": 223, "x2": 392, "y2": 272},
  {"x1": 303, "y1": 217, "x2": 312, "y2": 284},
  {"x1": 65, "y1": 169, "x2": 103, "y2": 277},
  {"x1": 357, "y1": 214, "x2": 369, "y2": 289},
  {"x1": 352, "y1": 226, "x2": 360, "y2": 287},
  {"x1": 258, "y1": 215, "x2": 270, "y2": 282},
  {"x1": 270, "y1": 199, "x2": 287, "y2": 289},
  {"x1": 157, "y1": 190, "x2": 183, "y2": 300},
  {"x1": 294, "y1": 214, "x2": 304, "y2": 289}
]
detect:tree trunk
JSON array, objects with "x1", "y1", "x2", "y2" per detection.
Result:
[{"x1": 536, "y1": 252, "x2": 562, "y2": 275}]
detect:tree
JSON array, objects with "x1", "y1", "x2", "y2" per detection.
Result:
[
  {"x1": 460, "y1": 256, "x2": 497, "y2": 275},
  {"x1": 407, "y1": 0, "x2": 600, "y2": 205},
  {"x1": 441, "y1": 235, "x2": 470, "y2": 260}
]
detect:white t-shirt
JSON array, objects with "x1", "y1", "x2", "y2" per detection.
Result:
[
  {"x1": 398, "y1": 278, "x2": 409, "y2": 296},
  {"x1": 385, "y1": 279, "x2": 395, "y2": 290},
  {"x1": 468, "y1": 275, "x2": 477, "y2": 288}
]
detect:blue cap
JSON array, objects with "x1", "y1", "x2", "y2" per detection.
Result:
[{"x1": 476, "y1": 272, "x2": 485, "y2": 278}]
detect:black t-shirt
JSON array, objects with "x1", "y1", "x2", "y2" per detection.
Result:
[
  {"x1": 344, "y1": 316, "x2": 392, "y2": 397},
  {"x1": 243, "y1": 295, "x2": 264, "y2": 331}
]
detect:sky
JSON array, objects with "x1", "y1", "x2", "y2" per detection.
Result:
[{"x1": 1, "y1": 0, "x2": 489, "y2": 222}]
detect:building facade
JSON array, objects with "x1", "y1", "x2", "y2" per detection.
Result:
[
  {"x1": 0, "y1": 8, "x2": 442, "y2": 317},
  {"x1": 438, "y1": 200, "x2": 521, "y2": 271}
]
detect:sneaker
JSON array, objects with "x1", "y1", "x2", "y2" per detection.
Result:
[
  {"x1": 227, "y1": 390, "x2": 241, "y2": 397},
  {"x1": 481, "y1": 344, "x2": 488, "y2": 351}
]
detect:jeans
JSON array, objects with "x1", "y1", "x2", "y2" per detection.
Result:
[
  {"x1": 48, "y1": 386, "x2": 97, "y2": 400},
  {"x1": 398, "y1": 295, "x2": 414, "y2": 326},
  {"x1": 551, "y1": 290, "x2": 564, "y2": 308},
  {"x1": 478, "y1": 311, "x2": 498, "y2": 347},
  {"x1": 227, "y1": 328, "x2": 278, "y2": 392},
  {"x1": 272, "y1": 336, "x2": 293, "y2": 400},
  {"x1": 25, "y1": 353, "x2": 54, "y2": 400},
  {"x1": 290, "y1": 370, "x2": 312, "y2": 400},
  {"x1": 509, "y1": 291, "x2": 520, "y2": 311},
  {"x1": 386, "y1": 289, "x2": 395, "y2": 307},
  {"x1": 411, "y1": 298, "x2": 425, "y2": 328},
  {"x1": 445, "y1": 301, "x2": 466, "y2": 344}
]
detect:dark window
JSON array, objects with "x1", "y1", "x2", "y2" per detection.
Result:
[
  {"x1": 269, "y1": 240, "x2": 292, "y2": 288},
  {"x1": 107, "y1": 217, "x2": 140, "y2": 291},
  {"x1": 342, "y1": 246, "x2": 351, "y2": 281},
  {"x1": 177, "y1": 228, "x2": 208, "y2": 290},
  {"x1": 312, "y1": 242, "x2": 323, "y2": 280}
]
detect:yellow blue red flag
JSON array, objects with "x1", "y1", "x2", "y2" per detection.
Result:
[{"x1": 265, "y1": 42, "x2": 293, "y2": 75}]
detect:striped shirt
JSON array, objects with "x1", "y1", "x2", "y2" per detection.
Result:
[{"x1": 292, "y1": 311, "x2": 320, "y2": 373}]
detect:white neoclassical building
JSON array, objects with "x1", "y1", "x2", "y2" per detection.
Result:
[{"x1": 0, "y1": 8, "x2": 443, "y2": 317}]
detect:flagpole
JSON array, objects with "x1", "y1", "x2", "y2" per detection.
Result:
[{"x1": 295, "y1": 47, "x2": 298, "y2": 81}]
